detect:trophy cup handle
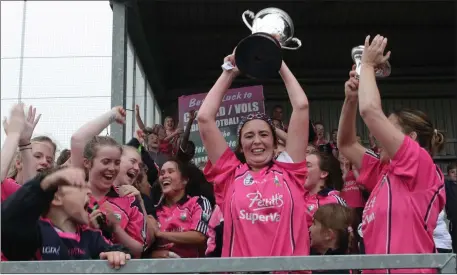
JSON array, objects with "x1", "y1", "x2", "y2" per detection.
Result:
[
  {"x1": 242, "y1": 10, "x2": 255, "y2": 32},
  {"x1": 281, "y1": 37, "x2": 302, "y2": 50}
]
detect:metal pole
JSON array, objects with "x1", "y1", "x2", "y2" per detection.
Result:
[
  {"x1": 110, "y1": 0, "x2": 128, "y2": 144},
  {"x1": 17, "y1": 0, "x2": 28, "y2": 102}
]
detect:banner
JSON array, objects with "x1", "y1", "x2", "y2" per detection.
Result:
[{"x1": 178, "y1": 85, "x2": 265, "y2": 165}]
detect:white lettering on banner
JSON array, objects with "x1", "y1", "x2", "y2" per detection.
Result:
[
  {"x1": 247, "y1": 191, "x2": 284, "y2": 211},
  {"x1": 239, "y1": 210, "x2": 281, "y2": 224},
  {"x1": 230, "y1": 102, "x2": 260, "y2": 115},
  {"x1": 42, "y1": 246, "x2": 60, "y2": 255},
  {"x1": 187, "y1": 91, "x2": 256, "y2": 108}
]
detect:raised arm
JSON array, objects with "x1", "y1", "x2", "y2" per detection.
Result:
[
  {"x1": 180, "y1": 110, "x2": 196, "y2": 150},
  {"x1": 71, "y1": 107, "x2": 125, "y2": 168},
  {"x1": 197, "y1": 54, "x2": 238, "y2": 164},
  {"x1": 1, "y1": 104, "x2": 25, "y2": 181},
  {"x1": 18, "y1": 106, "x2": 42, "y2": 182},
  {"x1": 279, "y1": 62, "x2": 309, "y2": 163},
  {"x1": 358, "y1": 35, "x2": 402, "y2": 159},
  {"x1": 337, "y1": 68, "x2": 366, "y2": 168},
  {"x1": 135, "y1": 104, "x2": 146, "y2": 131}
]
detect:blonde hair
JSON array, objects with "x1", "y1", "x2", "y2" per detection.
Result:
[{"x1": 6, "y1": 152, "x2": 20, "y2": 179}]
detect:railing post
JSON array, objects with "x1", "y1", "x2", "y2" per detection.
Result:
[{"x1": 110, "y1": 0, "x2": 128, "y2": 144}]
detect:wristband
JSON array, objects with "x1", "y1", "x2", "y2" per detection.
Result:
[
  {"x1": 19, "y1": 147, "x2": 32, "y2": 151},
  {"x1": 19, "y1": 142, "x2": 31, "y2": 147}
]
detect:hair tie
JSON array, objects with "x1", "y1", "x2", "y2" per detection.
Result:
[
  {"x1": 347, "y1": 226, "x2": 353, "y2": 233},
  {"x1": 434, "y1": 129, "x2": 438, "y2": 135}
]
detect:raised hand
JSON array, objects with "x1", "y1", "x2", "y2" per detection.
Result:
[
  {"x1": 361, "y1": 35, "x2": 391, "y2": 68},
  {"x1": 344, "y1": 65, "x2": 359, "y2": 99},
  {"x1": 40, "y1": 167, "x2": 89, "y2": 191},
  {"x1": 3, "y1": 103, "x2": 26, "y2": 136},
  {"x1": 223, "y1": 50, "x2": 240, "y2": 76},
  {"x1": 110, "y1": 106, "x2": 126, "y2": 124},
  {"x1": 189, "y1": 110, "x2": 197, "y2": 121},
  {"x1": 118, "y1": 185, "x2": 141, "y2": 199}
]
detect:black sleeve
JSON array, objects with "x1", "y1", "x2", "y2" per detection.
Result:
[
  {"x1": 1, "y1": 176, "x2": 56, "y2": 260},
  {"x1": 91, "y1": 231, "x2": 130, "y2": 258},
  {"x1": 126, "y1": 137, "x2": 158, "y2": 185}
]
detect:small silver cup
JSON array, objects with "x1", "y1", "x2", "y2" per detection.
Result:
[{"x1": 351, "y1": 45, "x2": 391, "y2": 78}]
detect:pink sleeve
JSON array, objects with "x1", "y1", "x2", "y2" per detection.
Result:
[
  {"x1": 274, "y1": 157, "x2": 308, "y2": 191},
  {"x1": 203, "y1": 148, "x2": 240, "y2": 207},
  {"x1": 390, "y1": 135, "x2": 439, "y2": 190},
  {"x1": 126, "y1": 198, "x2": 148, "y2": 247},
  {"x1": 1, "y1": 179, "x2": 21, "y2": 202},
  {"x1": 190, "y1": 196, "x2": 213, "y2": 236},
  {"x1": 357, "y1": 149, "x2": 383, "y2": 192}
]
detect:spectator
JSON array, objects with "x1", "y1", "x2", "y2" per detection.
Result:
[
  {"x1": 147, "y1": 158, "x2": 213, "y2": 258},
  {"x1": 445, "y1": 162, "x2": 457, "y2": 252},
  {"x1": 310, "y1": 204, "x2": 360, "y2": 273},
  {"x1": 1, "y1": 166, "x2": 131, "y2": 268}
]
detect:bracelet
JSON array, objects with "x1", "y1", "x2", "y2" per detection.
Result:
[
  {"x1": 19, "y1": 143, "x2": 31, "y2": 147},
  {"x1": 19, "y1": 147, "x2": 32, "y2": 151},
  {"x1": 108, "y1": 113, "x2": 116, "y2": 124}
]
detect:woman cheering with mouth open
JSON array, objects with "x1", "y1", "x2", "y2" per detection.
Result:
[{"x1": 197, "y1": 51, "x2": 310, "y2": 257}]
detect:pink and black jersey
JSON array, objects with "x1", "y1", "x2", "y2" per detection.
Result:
[
  {"x1": 304, "y1": 188, "x2": 346, "y2": 227},
  {"x1": 1, "y1": 178, "x2": 21, "y2": 202},
  {"x1": 204, "y1": 148, "x2": 309, "y2": 257},
  {"x1": 1, "y1": 176, "x2": 128, "y2": 261},
  {"x1": 206, "y1": 204, "x2": 224, "y2": 256},
  {"x1": 358, "y1": 136, "x2": 445, "y2": 274},
  {"x1": 340, "y1": 170, "x2": 366, "y2": 209},
  {"x1": 88, "y1": 187, "x2": 148, "y2": 255},
  {"x1": 153, "y1": 195, "x2": 212, "y2": 258}
]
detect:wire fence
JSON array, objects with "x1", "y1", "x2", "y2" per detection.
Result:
[{"x1": 1, "y1": 254, "x2": 456, "y2": 274}]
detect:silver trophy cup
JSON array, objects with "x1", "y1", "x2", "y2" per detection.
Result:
[
  {"x1": 351, "y1": 45, "x2": 391, "y2": 78},
  {"x1": 234, "y1": 8, "x2": 301, "y2": 79}
]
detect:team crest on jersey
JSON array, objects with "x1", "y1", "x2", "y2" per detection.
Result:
[
  {"x1": 307, "y1": 205, "x2": 315, "y2": 212},
  {"x1": 202, "y1": 212, "x2": 210, "y2": 222},
  {"x1": 180, "y1": 212, "x2": 187, "y2": 221},
  {"x1": 113, "y1": 213, "x2": 122, "y2": 221},
  {"x1": 274, "y1": 175, "x2": 281, "y2": 187},
  {"x1": 244, "y1": 173, "x2": 254, "y2": 186}
]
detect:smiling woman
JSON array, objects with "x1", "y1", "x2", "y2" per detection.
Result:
[
  {"x1": 197, "y1": 52, "x2": 310, "y2": 258},
  {"x1": 146, "y1": 158, "x2": 214, "y2": 258}
]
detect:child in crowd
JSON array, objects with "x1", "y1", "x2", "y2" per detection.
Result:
[{"x1": 1, "y1": 167, "x2": 130, "y2": 269}]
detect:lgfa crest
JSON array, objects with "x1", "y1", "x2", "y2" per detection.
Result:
[
  {"x1": 244, "y1": 173, "x2": 254, "y2": 186},
  {"x1": 113, "y1": 213, "x2": 122, "y2": 221}
]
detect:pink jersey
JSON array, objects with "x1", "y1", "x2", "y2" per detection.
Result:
[
  {"x1": 155, "y1": 195, "x2": 212, "y2": 258},
  {"x1": 340, "y1": 170, "x2": 366, "y2": 208},
  {"x1": 304, "y1": 188, "x2": 346, "y2": 227},
  {"x1": 206, "y1": 205, "x2": 223, "y2": 256},
  {"x1": 1, "y1": 178, "x2": 21, "y2": 202},
  {"x1": 359, "y1": 136, "x2": 445, "y2": 274},
  {"x1": 88, "y1": 187, "x2": 148, "y2": 256},
  {"x1": 204, "y1": 148, "x2": 309, "y2": 257}
]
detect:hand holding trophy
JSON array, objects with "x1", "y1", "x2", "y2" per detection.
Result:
[
  {"x1": 351, "y1": 35, "x2": 391, "y2": 79},
  {"x1": 234, "y1": 8, "x2": 302, "y2": 79}
]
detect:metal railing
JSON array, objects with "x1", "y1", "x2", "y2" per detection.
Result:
[{"x1": 1, "y1": 254, "x2": 456, "y2": 274}]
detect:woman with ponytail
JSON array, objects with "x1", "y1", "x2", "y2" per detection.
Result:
[{"x1": 337, "y1": 35, "x2": 446, "y2": 273}]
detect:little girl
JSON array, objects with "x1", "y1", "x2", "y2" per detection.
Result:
[
  {"x1": 1, "y1": 167, "x2": 130, "y2": 269},
  {"x1": 309, "y1": 203, "x2": 359, "y2": 274}
]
